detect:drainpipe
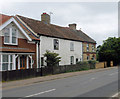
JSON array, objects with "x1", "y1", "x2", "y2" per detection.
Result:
[
  {"x1": 38, "y1": 41, "x2": 42, "y2": 76},
  {"x1": 39, "y1": 37, "x2": 43, "y2": 76}
]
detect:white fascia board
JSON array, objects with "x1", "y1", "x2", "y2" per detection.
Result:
[{"x1": 0, "y1": 17, "x2": 32, "y2": 41}]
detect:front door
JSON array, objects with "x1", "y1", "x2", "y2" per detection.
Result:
[{"x1": 20, "y1": 55, "x2": 26, "y2": 69}]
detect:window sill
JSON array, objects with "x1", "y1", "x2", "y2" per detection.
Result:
[{"x1": 4, "y1": 43, "x2": 18, "y2": 46}]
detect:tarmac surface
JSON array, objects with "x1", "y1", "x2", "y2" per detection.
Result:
[{"x1": 2, "y1": 67, "x2": 119, "y2": 98}]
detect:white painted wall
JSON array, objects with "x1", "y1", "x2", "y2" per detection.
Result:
[
  {"x1": 0, "y1": 22, "x2": 26, "y2": 39},
  {"x1": 40, "y1": 36, "x2": 83, "y2": 66}
]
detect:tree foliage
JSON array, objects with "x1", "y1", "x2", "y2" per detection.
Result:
[
  {"x1": 43, "y1": 50, "x2": 61, "y2": 67},
  {"x1": 97, "y1": 37, "x2": 120, "y2": 66}
]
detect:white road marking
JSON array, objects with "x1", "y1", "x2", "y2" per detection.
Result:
[
  {"x1": 111, "y1": 92, "x2": 120, "y2": 97},
  {"x1": 109, "y1": 72, "x2": 118, "y2": 76},
  {"x1": 91, "y1": 78, "x2": 96, "y2": 80},
  {"x1": 19, "y1": 89, "x2": 56, "y2": 98}
]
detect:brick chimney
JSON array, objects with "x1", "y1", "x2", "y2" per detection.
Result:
[
  {"x1": 68, "y1": 23, "x2": 76, "y2": 30},
  {"x1": 41, "y1": 13, "x2": 50, "y2": 24}
]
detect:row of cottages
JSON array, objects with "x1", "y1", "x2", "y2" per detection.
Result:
[{"x1": 0, "y1": 13, "x2": 96, "y2": 71}]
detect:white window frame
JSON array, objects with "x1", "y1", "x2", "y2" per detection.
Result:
[
  {"x1": 70, "y1": 42, "x2": 74, "y2": 51},
  {"x1": 4, "y1": 27, "x2": 18, "y2": 45},
  {"x1": 70, "y1": 56, "x2": 74, "y2": 65},
  {"x1": 86, "y1": 44, "x2": 89, "y2": 52},
  {"x1": 0, "y1": 55, "x2": 14, "y2": 71},
  {"x1": 54, "y1": 39, "x2": 59, "y2": 50}
]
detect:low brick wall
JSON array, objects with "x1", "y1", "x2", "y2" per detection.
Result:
[{"x1": 1, "y1": 63, "x2": 95, "y2": 81}]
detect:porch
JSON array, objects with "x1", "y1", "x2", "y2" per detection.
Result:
[{"x1": 0, "y1": 53, "x2": 34, "y2": 71}]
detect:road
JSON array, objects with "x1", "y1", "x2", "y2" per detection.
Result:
[{"x1": 2, "y1": 67, "x2": 119, "y2": 98}]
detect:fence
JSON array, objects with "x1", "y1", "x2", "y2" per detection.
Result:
[
  {"x1": 1, "y1": 62, "x2": 100, "y2": 81},
  {"x1": 95, "y1": 62, "x2": 107, "y2": 69}
]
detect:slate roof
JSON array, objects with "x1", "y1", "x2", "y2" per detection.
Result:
[{"x1": 16, "y1": 15, "x2": 96, "y2": 43}]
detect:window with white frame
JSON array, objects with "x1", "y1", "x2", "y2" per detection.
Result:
[
  {"x1": 70, "y1": 56, "x2": 74, "y2": 65},
  {"x1": 4, "y1": 27, "x2": 17, "y2": 45},
  {"x1": 0, "y1": 55, "x2": 13, "y2": 71},
  {"x1": 86, "y1": 44, "x2": 89, "y2": 51},
  {"x1": 54, "y1": 39, "x2": 59, "y2": 50},
  {"x1": 70, "y1": 42, "x2": 74, "y2": 51}
]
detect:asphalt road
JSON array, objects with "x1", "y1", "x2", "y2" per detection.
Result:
[{"x1": 2, "y1": 67, "x2": 119, "y2": 98}]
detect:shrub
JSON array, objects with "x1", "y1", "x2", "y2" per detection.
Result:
[
  {"x1": 43, "y1": 50, "x2": 61, "y2": 67},
  {"x1": 77, "y1": 61, "x2": 90, "y2": 70}
]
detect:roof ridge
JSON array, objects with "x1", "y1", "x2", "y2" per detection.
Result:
[
  {"x1": 16, "y1": 14, "x2": 70, "y2": 29},
  {"x1": 16, "y1": 14, "x2": 42, "y2": 23}
]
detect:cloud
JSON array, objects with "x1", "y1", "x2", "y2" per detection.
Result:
[{"x1": 1, "y1": 2, "x2": 118, "y2": 46}]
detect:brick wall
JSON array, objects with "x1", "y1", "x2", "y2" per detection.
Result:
[
  {"x1": 83, "y1": 42, "x2": 96, "y2": 61},
  {"x1": 1, "y1": 36, "x2": 37, "y2": 68},
  {"x1": 95, "y1": 62, "x2": 107, "y2": 69}
]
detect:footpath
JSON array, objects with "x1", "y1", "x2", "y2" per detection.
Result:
[{"x1": 1, "y1": 67, "x2": 117, "y2": 90}]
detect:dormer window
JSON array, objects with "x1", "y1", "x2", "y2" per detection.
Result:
[{"x1": 4, "y1": 27, "x2": 18, "y2": 45}]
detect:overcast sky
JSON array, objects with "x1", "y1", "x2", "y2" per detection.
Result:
[{"x1": 0, "y1": 2, "x2": 118, "y2": 46}]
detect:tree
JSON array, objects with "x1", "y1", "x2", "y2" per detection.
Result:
[
  {"x1": 97, "y1": 37, "x2": 120, "y2": 66},
  {"x1": 43, "y1": 50, "x2": 61, "y2": 67}
]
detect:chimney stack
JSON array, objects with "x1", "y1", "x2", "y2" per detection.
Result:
[
  {"x1": 41, "y1": 13, "x2": 50, "y2": 24},
  {"x1": 68, "y1": 23, "x2": 76, "y2": 30}
]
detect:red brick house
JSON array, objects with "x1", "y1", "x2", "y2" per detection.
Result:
[{"x1": 0, "y1": 14, "x2": 40, "y2": 71}]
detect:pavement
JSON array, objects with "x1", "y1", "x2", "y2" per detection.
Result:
[
  {"x1": 2, "y1": 66, "x2": 119, "y2": 98},
  {"x1": 2, "y1": 66, "x2": 118, "y2": 90}
]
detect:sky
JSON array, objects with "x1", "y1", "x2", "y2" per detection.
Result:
[{"x1": 0, "y1": 1, "x2": 118, "y2": 46}]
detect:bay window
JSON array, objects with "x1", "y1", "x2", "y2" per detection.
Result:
[{"x1": 0, "y1": 55, "x2": 13, "y2": 71}]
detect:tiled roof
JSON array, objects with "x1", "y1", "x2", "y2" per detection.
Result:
[
  {"x1": 16, "y1": 15, "x2": 96, "y2": 43},
  {"x1": 76, "y1": 30, "x2": 96, "y2": 43},
  {"x1": 0, "y1": 14, "x2": 96, "y2": 43},
  {"x1": 0, "y1": 14, "x2": 39, "y2": 41},
  {"x1": 14, "y1": 16, "x2": 39, "y2": 40},
  {"x1": 0, "y1": 14, "x2": 12, "y2": 25}
]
